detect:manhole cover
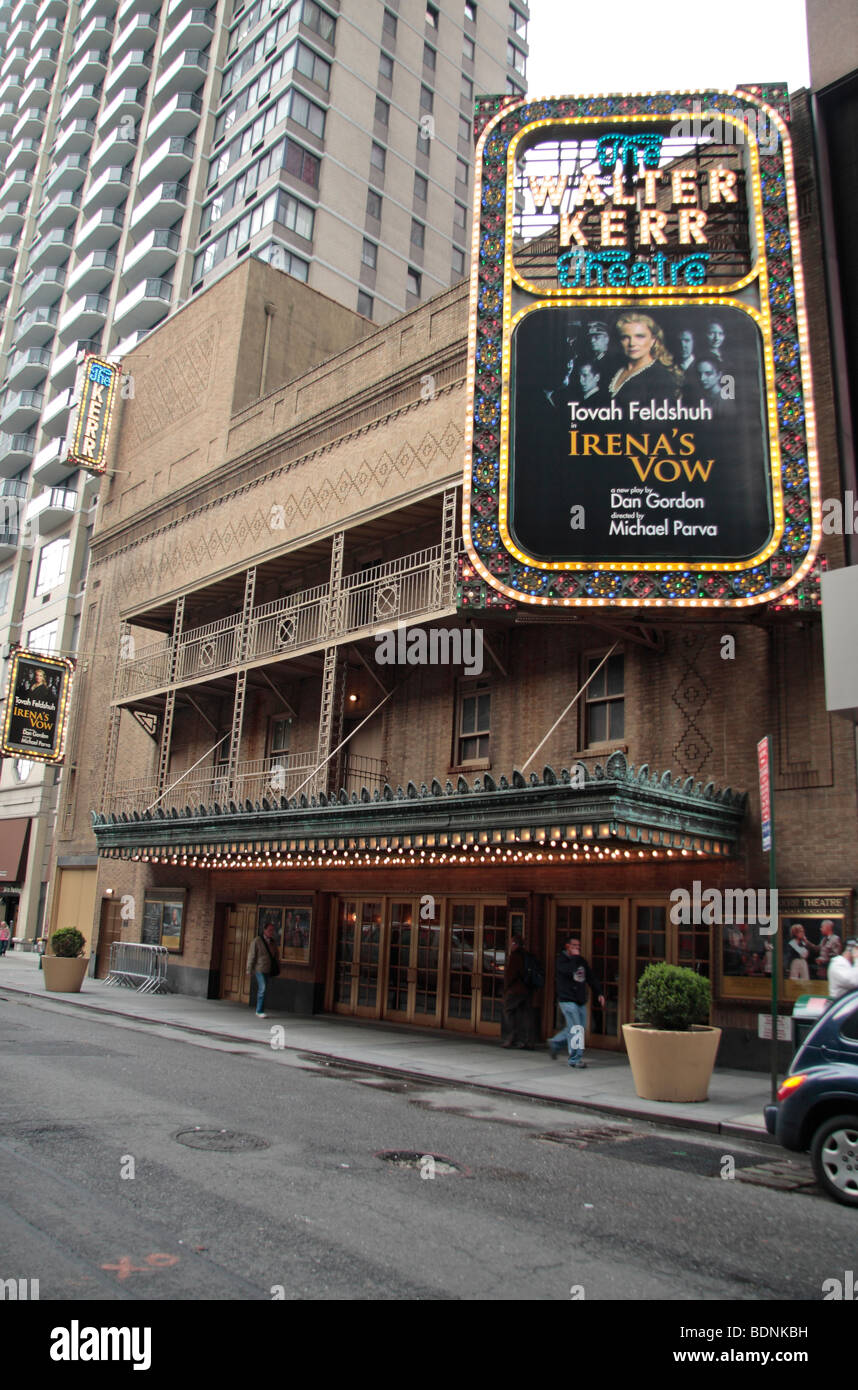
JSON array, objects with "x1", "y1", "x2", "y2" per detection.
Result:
[
  {"x1": 735, "y1": 1159, "x2": 818, "y2": 1192},
  {"x1": 534, "y1": 1126, "x2": 639, "y2": 1147},
  {"x1": 175, "y1": 1128, "x2": 270, "y2": 1152},
  {"x1": 375, "y1": 1149, "x2": 467, "y2": 1175}
]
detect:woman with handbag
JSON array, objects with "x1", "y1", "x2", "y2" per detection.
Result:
[{"x1": 246, "y1": 920, "x2": 280, "y2": 1017}]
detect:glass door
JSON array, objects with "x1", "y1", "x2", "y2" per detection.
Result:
[
  {"x1": 384, "y1": 898, "x2": 442, "y2": 1025},
  {"x1": 332, "y1": 898, "x2": 383, "y2": 1016},
  {"x1": 588, "y1": 903, "x2": 622, "y2": 1045},
  {"x1": 553, "y1": 901, "x2": 623, "y2": 1050},
  {"x1": 444, "y1": 901, "x2": 507, "y2": 1034}
]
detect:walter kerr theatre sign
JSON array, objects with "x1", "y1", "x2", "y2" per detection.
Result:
[{"x1": 463, "y1": 87, "x2": 820, "y2": 607}]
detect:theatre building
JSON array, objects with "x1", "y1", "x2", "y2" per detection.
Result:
[{"x1": 50, "y1": 90, "x2": 857, "y2": 1070}]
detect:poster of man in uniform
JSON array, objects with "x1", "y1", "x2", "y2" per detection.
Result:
[{"x1": 509, "y1": 303, "x2": 773, "y2": 565}]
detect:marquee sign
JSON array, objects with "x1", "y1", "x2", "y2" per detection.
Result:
[
  {"x1": 67, "y1": 355, "x2": 121, "y2": 474},
  {"x1": 1, "y1": 649, "x2": 75, "y2": 764},
  {"x1": 463, "y1": 87, "x2": 820, "y2": 607}
]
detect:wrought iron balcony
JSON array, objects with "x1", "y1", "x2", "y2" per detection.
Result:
[
  {"x1": 114, "y1": 541, "x2": 462, "y2": 701},
  {"x1": 104, "y1": 753, "x2": 390, "y2": 819}
]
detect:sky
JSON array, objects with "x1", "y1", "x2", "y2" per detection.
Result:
[{"x1": 525, "y1": 0, "x2": 811, "y2": 98}]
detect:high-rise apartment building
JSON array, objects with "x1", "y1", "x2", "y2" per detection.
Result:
[{"x1": 0, "y1": 0, "x2": 529, "y2": 941}]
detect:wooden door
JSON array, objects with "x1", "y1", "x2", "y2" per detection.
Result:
[
  {"x1": 95, "y1": 898, "x2": 123, "y2": 979},
  {"x1": 221, "y1": 905, "x2": 256, "y2": 1003}
]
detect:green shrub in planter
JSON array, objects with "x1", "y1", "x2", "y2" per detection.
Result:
[
  {"x1": 50, "y1": 928, "x2": 86, "y2": 959},
  {"x1": 635, "y1": 962, "x2": 710, "y2": 1031}
]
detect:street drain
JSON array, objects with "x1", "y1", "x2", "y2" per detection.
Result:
[
  {"x1": 175, "y1": 1128, "x2": 270, "y2": 1152},
  {"x1": 375, "y1": 1150, "x2": 468, "y2": 1175}
]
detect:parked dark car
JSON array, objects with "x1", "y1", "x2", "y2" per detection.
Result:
[{"x1": 764, "y1": 991, "x2": 858, "y2": 1206}]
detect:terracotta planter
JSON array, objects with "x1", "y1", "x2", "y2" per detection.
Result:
[
  {"x1": 42, "y1": 955, "x2": 90, "y2": 994},
  {"x1": 622, "y1": 1023, "x2": 722, "y2": 1102}
]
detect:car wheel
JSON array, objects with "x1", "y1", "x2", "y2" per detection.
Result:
[{"x1": 810, "y1": 1114, "x2": 858, "y2": 1206}]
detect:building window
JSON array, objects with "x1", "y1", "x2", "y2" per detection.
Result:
[
  {"x1": 378, "y1": 50, "x2": 394, "y2": 81},
  {"x1": 370, "y1": 141, "x2": 386, "y2": 173},
  {"x1": 374, "y1": 94, "x2": 390, "y2": 127},
  {"x1": 27, "y1": 618, "x2": 58, "y2": 653},
  {"x1": 584, "y1": 652, "x2": 624, "y2": 744},
  {"x1": 411, "y1": 218, "x2": 425, "y2": 248},
  {"x1": 269, "y1": 715, "x2": 292, "y2": 757},
  {"x1": 453, "y1": 200, "x2": 467, "y2": 230},
  {"x1": 506, "y1": 76, "x2": 524, "y2": 97},
  {"x1": 461, "y1": 73, "x2": 473, "y2": 102},
  {"x1": 510, "y1": 4, "x2": 527, "y2": 36},
  {"x1": 423, "y1": 42, "x2": 436, "y2": 71},
  {"x1": 0, "y1": 566, "x2": 11, "y2": 613},
  {"x1": 357, "y1": 289, "x2": 373, "y2": 318},
  {"x1": 413, "y1": 171, "x2": 428, "y2": 202},
  {"x1": 420, "y1": 83, "x2": 434, "y2": 112},
  {"x1": 362, "y1": 237, "x2": 378, "y2": 268},
  {"x1": 459, "y1": 114, "x2": 471, "y2": 144},
  {"x1": 34, "y1": 537, "x2": 69, "y2": 597},
  {"x1": 366, "y1": 187, "x2": 382, "y2": 219},
  {"x1": 465, "y1": 1, "x2": 477, "y2": 20},
  {"x1": 259, "y1": 242, "x2": 310, "y2": 280},
  {"x1": 463, "y1": 34, "x2": 475, "y2": 61},
  {"x1": 426, "y1": 3, "x2": 439, "y2": 27},
  {"x1": 507, "y1": 40, "x2": 526, "y2": 74},
  {"x1": 382, "y1": 7, "x2": 397, "y2": 40},
  {"x1": 452, "y1": 245, "x2": 465, "y2": 275},
  {"x1": 456, "y1": 156, "x2": 469, "y2": 186},
  {"x1": 406, "y1": 267, "x2": 421, "y2": 296},
  {"x1": 457, "y1": 680, "x2": 490, "y2": 764}
]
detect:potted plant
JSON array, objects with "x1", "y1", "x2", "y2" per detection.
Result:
[
  {"x1": 622, "y1": 963, "x2": 721, "y2": 1102},
  {"x1": 43, "y1": 928, "x2": 89, "y2": 994}
]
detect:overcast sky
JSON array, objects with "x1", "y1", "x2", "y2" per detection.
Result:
[{"x1": 525, "y1": 0, "x2": 811, "y2": 98}]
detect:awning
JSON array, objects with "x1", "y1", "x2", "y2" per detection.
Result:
[
  {"x1": 0, "y1": 818, "x2": 30, "y2": 883},
  {"x1": 92, "y1": 752, "x2": 747, "y2": 867}
]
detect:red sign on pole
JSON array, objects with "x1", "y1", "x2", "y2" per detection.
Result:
[{"x1": 758, "y1": 736, "x2": 772, "y2": 852}]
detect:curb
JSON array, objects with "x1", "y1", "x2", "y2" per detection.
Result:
[{"x1": 1, "y1": 978, "x2": 774, "y2": 1143}]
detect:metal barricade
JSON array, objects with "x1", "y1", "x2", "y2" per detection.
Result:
[{"x1": 105, "y1": 942, "x2": 169, "y2": 994}]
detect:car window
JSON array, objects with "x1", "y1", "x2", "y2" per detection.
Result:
[{"x1": 840, "y1": 1001, "x2": 858, "y2": 1041}]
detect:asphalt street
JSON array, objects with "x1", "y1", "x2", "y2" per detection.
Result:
[{"x1": 0, "y1": 989, "x2": 854, "y2": 1302}]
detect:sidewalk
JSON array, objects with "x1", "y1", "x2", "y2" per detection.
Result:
[{"x1": 0, "y1": 950, "x2": 772, "y2": 1140}]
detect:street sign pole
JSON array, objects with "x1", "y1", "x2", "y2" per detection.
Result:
[{"x1": 758, "y1": 736, "x2": 778, "y2": 1102}]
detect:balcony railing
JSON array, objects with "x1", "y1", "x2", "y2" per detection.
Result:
[
  {"x1": 115, "y1": 541, "x2": 462, "y2": 701},
  {"x1": 105, "y1": 752, "x2": 390, "y2": 818},
  {"x1": 115, "y1": 636, "x2": 172, "y2": 698}
]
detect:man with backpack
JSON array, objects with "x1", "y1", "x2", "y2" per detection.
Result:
[{"x1": 548, "y1": 936, "x2": 605, "y2": 1068}]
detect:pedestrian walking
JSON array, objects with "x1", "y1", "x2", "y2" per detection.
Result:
[
  {"x1": 0, "y1": 923, "x2": 9, "y2": 956},
  {"x1": 501, "y1": 934, "x2": 537, "y2": 1049},
  {"x1": 548, "y1": 936, "x2": 605, "y2": 1068},
  {"x1": 246, "y1": 920, "x2": 280, "y2": 1018}
]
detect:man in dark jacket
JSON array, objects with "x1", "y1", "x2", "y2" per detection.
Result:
[
  {"x1": 548, "y1": 936, "x2": 605, "y2": 1068},
  {"x1": 501, "y1": 935, "x2": 535, "y2": 1049}
]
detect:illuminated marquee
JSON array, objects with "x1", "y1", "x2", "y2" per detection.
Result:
[
  {"x1": 1, "y1": 649, "x2": 75, "y2": 764},
  {"x1": 67, "y1": 355, "x2": 121, "y2": 474},
  {"x1": 463, "y1": 87, "x2": 820, "y2": 608}
]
